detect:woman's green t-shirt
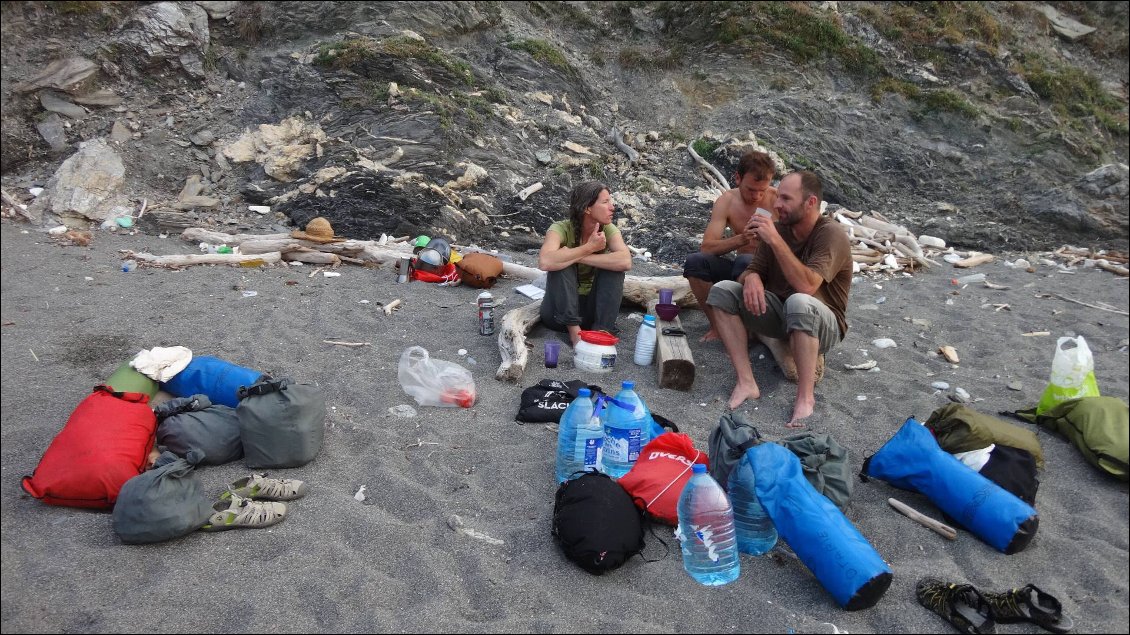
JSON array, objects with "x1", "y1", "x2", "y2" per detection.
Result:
[{"x1": 547, "y1": 220, "x2": 620, "y2": 295}]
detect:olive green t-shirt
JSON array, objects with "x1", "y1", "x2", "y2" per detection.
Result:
[
  {"x1": 746, "y1": 215, "x2": 853, "y2": 337},
  {"x1": 547, "y1": 220, "x2": 620, "y2": 295}
]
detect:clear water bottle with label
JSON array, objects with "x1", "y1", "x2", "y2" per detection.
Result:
[
  {"x1": 601, "y1": 381, "x2": 649, "y2": 479},
  {"x1": 633, "y1": 314, "x2": 657, "y2": 366},
  {"x1": 727, "y1": 451, "x2": 778, "y2": 555},
  {"x1": 677, "y1": 464, "x2": 741, "y2": 586},
  {"x1": 555, "y1": 388, "x2": 603, "y2": 483}
]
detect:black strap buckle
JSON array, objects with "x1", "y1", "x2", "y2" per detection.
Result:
[{"x1": 237, "y1": 376, "x2": 287, "y2": 400}]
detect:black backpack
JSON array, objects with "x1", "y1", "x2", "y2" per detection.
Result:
[
  {"x1": 552, "y1": 472, "x2": 645, "y2": 575},
  {"x1": 516, "y1": 379, "x2": 603, "y2": 424}
]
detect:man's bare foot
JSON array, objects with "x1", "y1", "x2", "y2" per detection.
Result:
[
  {"x1": 786, "y1": 398, "x2": 815, "y2": 428},
  {"x1": 700, "y1": 329, "x2": 720, "y2": 343},
  {"x1": 727, "y1": 380, "x2": 761, "y2": 410}
]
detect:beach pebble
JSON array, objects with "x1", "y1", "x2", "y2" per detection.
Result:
[
  {"x1": 1008, "y1": 381, "x2": 1023, "y2": 391},
  {"x1": 457, "y1": 349, "x2": 467, "y2": 356},
  {"x1": 388, "y1": 404, "x2": 417, "y2": 418},
  {"x1": 323, "y1": 271, "x2": 342, "y2": 277},
  {"x1": 48, "y1": 225, "x2": 68, "y2": 235},
  {"x1": 932, "y1": 381, "x2": 950, "y2": 390},
  {"x1": 954, "y1": 387, "x2": 971, "y2": 401},
  {"x1": 856, "y1": 395, "x2": 868, "y2": 401},
  {"x1": 875, "y1": 296, "x2": 887, "y2": 304},
  {"x1": 872, "y1": 338, "x2": 897, "y2": 349},
  {"x1": 943, "y1": 253, "x2": 963, "y2": 264},
  {"x1": 1010, "y1": 258, "x2": 1031, "y2": 268},
  {"x1": 354, "y1": 485, "x2": 367, "y2": 502}
]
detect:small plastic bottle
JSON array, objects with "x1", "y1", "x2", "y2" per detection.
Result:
[
  {"x1": 121, "y1": 259, "x2": 138, "y2": 272},
  {"x1": 677, "y1": 464, "x2": 741, "y2": 586},
  {"x1": 633, "y1": 314, "x2": 657, "y2": 366},
  {"x1": 601, "y1": 381, "x2": 650, "y2": 479},
  {"x1": 555, "y1": 388, "x2": 603, "y2": 483},
  {"x1": 727, "y1": 452, "x2": 778, "y2": 555}
]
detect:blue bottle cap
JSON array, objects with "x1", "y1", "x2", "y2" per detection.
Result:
[
  {"x1": 577, "y1": 387, "x2": 591, "y2": 397},
  {"x1": 643, "y1": 314, "x2": 655, "y2": 325},
  {"x1": 692, "y1": 463, "x2": 707, "y2": 473},
  {"x1": 621, "y1": 380, "x2": 634, "y2": 390}
]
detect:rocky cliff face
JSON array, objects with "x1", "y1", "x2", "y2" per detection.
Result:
[{"x1": 1, "y1": 1, "x2": 1127, "y2": 258}]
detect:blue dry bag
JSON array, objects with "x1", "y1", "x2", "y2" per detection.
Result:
[
  {"x1": 862, "y1": 418, "x2": 1038, "y2": 554},
  {"x1": 160, "y1": 356, "x2": 262, "y2": 408},
  {"x1": 751, "y1": 443, "x2": 892, "y2": 610}
]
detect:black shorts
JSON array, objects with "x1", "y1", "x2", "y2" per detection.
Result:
[{"x1": 682, "y1": 252, "x2": 753, "y2": 282}]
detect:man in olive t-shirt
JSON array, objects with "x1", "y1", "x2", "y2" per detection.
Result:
[{"x1": 706, "y1": 171, "x2": 852, "y2": 428}]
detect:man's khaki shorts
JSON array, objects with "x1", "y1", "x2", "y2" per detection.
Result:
[{"x1": 707, "y1": 281, "x2": 842, "y2": 353}]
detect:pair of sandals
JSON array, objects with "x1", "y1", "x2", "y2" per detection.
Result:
[
  {"x1": 916, "y1": 577, "x2": 1074, "y2": 634},
  {"x1": 200, "y1": 474, "x2": 309, "y2": 532}
]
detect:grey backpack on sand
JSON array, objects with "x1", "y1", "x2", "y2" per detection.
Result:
[
  {"x1": 708, "y1": 411, "x2": 854, "y2": 509},
  {"x1": 236, "y1": 377, "x2": 326, "y2": 468},
  {"x1": 112, "y1": 450, "x2": 212, "y2": 544},
  {"x1": 155, "y1": 394, "x2": 243, "y2": 465}
]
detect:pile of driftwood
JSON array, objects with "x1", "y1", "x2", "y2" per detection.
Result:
[
  {"x1": 829, "y1": 207, "x2": 939, "y2": 272},
  {"x1": 1048, "y1": 246, "x2": 1129, "y2": 276}
]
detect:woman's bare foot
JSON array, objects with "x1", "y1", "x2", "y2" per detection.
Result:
[{"x1": 727, "y1": 379, "x2": 761, "y2": 410}]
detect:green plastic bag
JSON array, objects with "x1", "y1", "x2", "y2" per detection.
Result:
[
  {"x1": 106, "y1": 361, "x2": 159, "y2": 397},
  {"x1": 1036, "y1": 336, "x2": 1100, "y2": 414}
]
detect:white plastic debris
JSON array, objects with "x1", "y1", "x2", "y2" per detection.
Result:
[
  {"x1": 248, "y1": 205, "x2": 271, "y2": 214},
  {"x1": 943, "y1": 253, "x2": 964, "y2": 264},
  {"x1": 29, "y1": 187, "x2": 44, "y2": 197},
  {"x1": 354, "y1": 485, "x2": 367, "y2": 502},
  {"x1": 872, "y1": 338, "x2": 897, "y2": 349},
  {"x1": 856, "y1": 395, "x2": 868, "y2": 401},
  {"x1": 323, "y1": 271, "x2": 342, "y2": 277},
  {"x1": 918, "y1": 235, "x2": 946, "y2": 249},
  {"x1": 457, "y1": 349, "x2": 467, "y2": 356},
  {"x1": 241, "y1": 290, "x2": 258, "y2": 298}
]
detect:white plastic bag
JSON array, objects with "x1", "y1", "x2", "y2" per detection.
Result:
[
  {"x1": 1036, "y1": 336, "x2": 1100, "y2": 414},
  {"x1": 398, "y1": 346, "x2": 476, "y2": 408}
]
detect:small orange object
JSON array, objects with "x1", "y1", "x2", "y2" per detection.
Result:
[{"x1": 441, "y1": 388, "x2": 475, "y2": 408}]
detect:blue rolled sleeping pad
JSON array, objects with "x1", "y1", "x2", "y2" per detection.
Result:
[
  {"x1": 160, "y1": 356, "x2": 263, "y2": 408},
  {"x1": 750, "y1": 443, "x2": 892, "y2": 611},
  {"x1": 862, "y1": 417, "x2": 1038, "y2": 554}
]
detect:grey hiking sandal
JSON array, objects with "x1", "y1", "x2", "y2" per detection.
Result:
[
  {"x1": 221, "y1": 473, "x2": 309, "y2": 502},
  {"x1": 201, "y1": 494, "x2": 287, "y2": 532}
]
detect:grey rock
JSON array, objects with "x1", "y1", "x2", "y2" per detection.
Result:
[
  {"x1": 116, "y1": 2, "x2": 210, "y2": 79},
  {"x1": 34, "y1": 113, "x2": 68, "y2": 153},
  {"x1": 110, "y1": 120, "x2": 132, "y2": 144},
  {"x1": 13, "y1": 57, "x2": 99, "y2": 94},
  {"x1": 931, "y1": 381, "x2": 950, "y2": 390},
  {"x1": 39, "y1": 91, "x2": 87, "y2": 120},
  {"x1": 190, "y1": 129, "x2": 215, "y2": 146},
  {"x1": 954, "y1": 387, "x2": 971, "y2": 401},
  {"x1": 1007, "y1": 381, "x2": 1024, "y2": 391},
  {"x1": 35, "y1": 139, "x2": 126, "y2": 222},
  {"x1": 195, "y1": 1, "x2": 239, "y2": 19},
  {"x1": 535, "y1": 150, "x2": 553, "y2": 164}
]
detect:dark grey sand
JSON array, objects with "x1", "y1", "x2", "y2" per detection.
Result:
[{"x1": 2, "y1": 224, "x2": 1127, "y2": 633}]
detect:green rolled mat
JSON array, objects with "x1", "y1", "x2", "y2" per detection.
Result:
[{"x1": 105, "y1": 361, "x2": 159, "y2": 397}]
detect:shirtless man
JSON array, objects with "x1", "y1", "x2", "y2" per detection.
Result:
[
  {"x1": 682, "y1": 151, "x2": 777, "y2": 342},
  {"x1": 706, "y1": 171, "x2": 853, "y2": 428}
]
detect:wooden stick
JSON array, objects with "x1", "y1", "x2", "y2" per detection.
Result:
[
  {"x1": 686, "y1": 140, "x2": 728, "y2": 194},
  {"x1": 382, "y1": 298, "x2": 402, "y2": 315},
  {"x1": 495, "y1": 299, "x2": 542, "y2": 382},
  {"x1": 1048, "y1": 293, "x2": 1130, "y2": 316},
  {"x1": 125, "y1": 251, "x2": 282, "y2": 267},
  {"x1": 323, "y1": 340, "x2": 370, "y2": 347},
  {"x1": 954, "y1": 253, "x2": 994, "y2": 268},
  {"x1": 888, "y1": 498, "x2": 957, "y2": 540}
]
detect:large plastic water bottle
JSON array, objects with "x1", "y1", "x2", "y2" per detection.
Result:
[
  {"x1": 555, "y1": 388, "x2": 603, "y2": 483},
  {"x1": 633, "y1": 314, "x2": 657, "y2": 366},
  {"x1": 727, "y1": 451, "x2": 778, "y2": 555},
  {"x1": 602, "y1": 381, "x2": 649, "y2": 479},
  {"x1": 677, "y1": 464, "x2": 741, "y2": 586}
]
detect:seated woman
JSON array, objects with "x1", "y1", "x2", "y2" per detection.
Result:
[{"x1": 538, "y1": 181, "x2": 632, "y2": 346}]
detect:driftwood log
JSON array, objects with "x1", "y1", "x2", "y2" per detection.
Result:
[
  {"x1": 124, "y1": 250, "x2": 283, "y2": 267},
  {"x1": 655, "y1": 311, "x2": 695, "y2": 391},
  {"x1": 496, "y1": 299, "x2": 542, "y2": 382}
]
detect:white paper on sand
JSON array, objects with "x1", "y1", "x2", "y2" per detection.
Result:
[{"x1": 515, "y1": 284, "x2": 545, "y2": 300}]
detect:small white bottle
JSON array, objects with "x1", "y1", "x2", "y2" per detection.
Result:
[{"x1": 633, "y1": 314, "x2": 657, "y2": 366}]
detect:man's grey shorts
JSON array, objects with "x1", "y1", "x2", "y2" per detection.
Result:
[{"x1": 707, "y1": 280, "x2": 842, "y2": 353}]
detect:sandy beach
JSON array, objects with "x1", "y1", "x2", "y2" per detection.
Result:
[{"x1": 1, "y1": 223, "x2": 1127, "y2": 634}]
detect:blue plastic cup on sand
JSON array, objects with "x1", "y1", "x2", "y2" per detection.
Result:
[
  {"x1": 545, "y1": 340, "x2": 561, "y2": 368},
  {"x1": 659, "y1": 288, "x2": 674, "y2": 305}
]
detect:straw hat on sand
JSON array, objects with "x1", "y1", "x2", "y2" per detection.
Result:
[{"x1": 291, "y1": 217, "x2": 346, "y2": 243}]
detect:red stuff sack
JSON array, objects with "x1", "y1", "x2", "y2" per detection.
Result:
[
  {"x1": 617, "y1": 432, "x2": 707, "y2": 525},
  {"x1": 21, "y1": 386, "x2": 157, "y2": 509}
]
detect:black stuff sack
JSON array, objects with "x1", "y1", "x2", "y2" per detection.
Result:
[
  {"x1": 112, "y1": 450, "x2": 212, "y2": 544},
  {"x1": 154, "y1": 394, "x2": 242, "y2": 465},
  {"x1": 776, "y1": 432, "x2": 854, "y2": 510},
  {"x1": 552, "y1": 472, "x2": 645, "y2": 575},
  {"x1": 236, "y1": 378, "x2": 326, "y2": 468},
  {"x1": 516, "y1": 379, "x2": 601, "y2": 424}
]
